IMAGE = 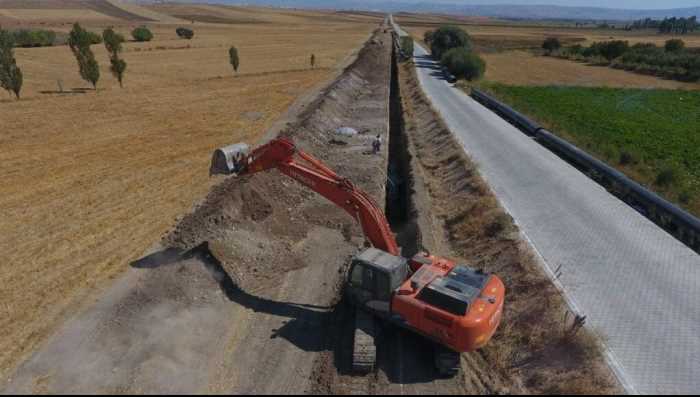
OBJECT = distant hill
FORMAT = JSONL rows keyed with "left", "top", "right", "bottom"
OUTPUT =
{"left": 145, "top": 0, "right": 700, "bottom": 22}
{"left": 0, "top": 0, "right": 182, "bottom": 23}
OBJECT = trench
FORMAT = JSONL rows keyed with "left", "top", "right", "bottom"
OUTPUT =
{"left": 386, "top": 42, "right": 420, "bottom": 258}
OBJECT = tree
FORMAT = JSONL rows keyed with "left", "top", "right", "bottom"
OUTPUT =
{"left": 542, "top": 37, "right": 562, "bottom": 55}
{"left": 430, "top": 25, "right": 471, "bottom": 60}
{"left": 131, "top": 26, "right": 153, "bottom": 42}
{"left": 598, "top": 40, "right": 630, "bottom": 62}
{"left": 423, "top": 30, "right": 434, "bottom": 45}
{"left": 665, "top": 39, "right": 685, "bottom": 53}
{"left": 176, "top": 27, "right": 194, "bottom": 40}
{"left": 0, "top": 28, "right": 23, "bottom": 99}
{"left": 310, "top": 53, "right": 316, "bottom": 69}
{"left": 441, "top": 47, "right": 486, "bottom": 81}
{"left": 229, "top": 46, "right": 240, "bottom": 74}
{"left": 103, "top": 28, "right": 127, "bottom": 88}
{"left": 68, "top": 23, "right": 100, "bottom": 89}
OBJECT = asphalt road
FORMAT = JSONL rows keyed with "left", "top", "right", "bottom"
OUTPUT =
{"left": 391, "top": 17, "right": 700, "bottom": 395}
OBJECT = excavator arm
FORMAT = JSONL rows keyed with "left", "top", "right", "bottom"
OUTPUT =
{"left": 210, "top": 138, "right": 400, "bottom": 256}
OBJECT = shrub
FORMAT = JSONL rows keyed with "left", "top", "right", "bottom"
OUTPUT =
{"left": 176, "top": 27, "right": 194, "bottom": 40}
{"left": 229, "top": 46, "right": 239, "bottom": 74}
{"left": 11, "top": 29, "right": 56, "bottom": 47}
{"left": 665, "top": 39, "right": 685, "bottom": 53}
{"left": 599, "top": 40, "right": 630, "bottom": 61}
{"left": 656, "top": 167, "right": 676, "bottom": 187}
{"left": 430, "top": 25, "right": 471, "bottom": 59}
{"left": 542, "top": 37, "right": 562, "bottom": 55}
{"left": 131, "top": 26, "right": 153, "bottom": 42}
{"left": 423, "top": 30, "right": 434, "bottom": 45}
{"left": 619, "top": 150, "right": 638, "bottom": 165}
{"left": 400, "top": 36, "right": 413, "bottom": 58}
{"left": 441, "top": 47, "right": 486, "bottom": 81}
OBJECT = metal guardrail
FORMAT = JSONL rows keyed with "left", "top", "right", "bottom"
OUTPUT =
{"left": 472, "top": 88, "right": 700, "bottom": 254}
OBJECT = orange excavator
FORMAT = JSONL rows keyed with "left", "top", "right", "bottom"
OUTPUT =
{"left": 210, "top": 137, "right": 505, "bottom": 376}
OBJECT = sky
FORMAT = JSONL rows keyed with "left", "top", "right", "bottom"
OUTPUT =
{"left": 405, "top": 0, "right": 700, "bottom": 9}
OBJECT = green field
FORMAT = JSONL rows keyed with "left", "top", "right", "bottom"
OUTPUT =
{"left": 477, "top": 84, "right": 700, "bottom": 215}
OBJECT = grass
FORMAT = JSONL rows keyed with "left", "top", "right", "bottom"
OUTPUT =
{"left": 477, "top": 83, "right": 700, "bottom": 216}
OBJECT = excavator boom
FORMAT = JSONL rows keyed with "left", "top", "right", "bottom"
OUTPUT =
{"left": 210, "top": 138, "right": 400, "bottom": 256}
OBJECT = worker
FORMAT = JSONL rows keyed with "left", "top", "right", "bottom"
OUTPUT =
{"left": 372, "top": 134, "right": 382, "bottom": 154}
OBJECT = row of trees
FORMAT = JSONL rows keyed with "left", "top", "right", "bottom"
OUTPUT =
{"left": 424, "top": 25, "right": 486, "bottom": 81}
{"left": 625, "top": 16, "right": 699, "bottom": 35}
{"left": 0, "top": 22, "right": 248, "bottom": 100}
{"left": 552, "top": 38, "right": 700, "bottom": 82}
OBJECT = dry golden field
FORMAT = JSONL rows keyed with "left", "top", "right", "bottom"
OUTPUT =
{"left": 398, "top": 16, "right": 700, "bottom": 89}
{"left": 0, "top": 3, "right": 377, "bottom": 378}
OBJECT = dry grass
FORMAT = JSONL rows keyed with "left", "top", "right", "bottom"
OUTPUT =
{"left": 0, "top": 4, "right": 376, "bottom": 378}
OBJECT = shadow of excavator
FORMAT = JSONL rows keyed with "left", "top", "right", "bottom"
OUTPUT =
{"left": 131, "top": 242, "right": 332, "bottom": 354}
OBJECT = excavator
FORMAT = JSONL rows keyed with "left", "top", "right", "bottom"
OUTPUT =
{"left": 210, "top": 137, "right": 505, "bottom": 376}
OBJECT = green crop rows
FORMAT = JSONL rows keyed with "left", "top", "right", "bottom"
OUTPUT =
{"left": 481, "top": 84, "right": 700, "bottom": 215}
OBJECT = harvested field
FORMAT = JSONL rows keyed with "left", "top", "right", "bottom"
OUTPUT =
{"left": 0, "top": 5, "right": 376, "bottom": 381}
{"left": 2, "top": 26, "right": 393, "bottom": 394}
{"left": 481, "top": 50, "right": 700, "bottom": 89}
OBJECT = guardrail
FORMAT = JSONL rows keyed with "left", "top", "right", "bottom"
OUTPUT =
{"left": 472, "top": 88, "right": 700, "bottom": 254}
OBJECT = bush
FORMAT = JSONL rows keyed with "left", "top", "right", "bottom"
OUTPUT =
{"left": 400, "top": 36, "right": 413, "bottom": 58}
{"left": 423, "top": 30, "right": 434, "bottom": 45}
{"left": 665, "top": 39, "right": 685, "bottom": 53}
{"left": 86, "top": 31, "right": 102, "bottom": 45}
{"left": 619, "top": 150, "right": 638, "bottom": 165}
{"left": 542, "top": 37, "right": 561, "bottom": 55}
{"left": 229, "top": 46, "right": 239, "bottom": 74}
{"left": 176, "top": 27, "right": 194, "bottom": 40}
{"left": 131, "top": 26, "right": 153, "bottom": 42}
{"left": 441, "top": 47, "right": 486, "bottom": 81}
{"left": 11, "top": 29, "right": 56, "bottom": 47}
{"left": 430, "top": 25, "right": 471, "bottom": 60}
{"left": 656, "top": 167, "right": 676, "bottom": 187}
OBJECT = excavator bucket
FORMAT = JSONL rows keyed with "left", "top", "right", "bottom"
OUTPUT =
{"left": 210, "top": 143, "right": 250, "bottom": 176}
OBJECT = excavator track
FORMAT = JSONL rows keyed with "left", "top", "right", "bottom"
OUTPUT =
{"left": 352, "top": 309, "right": 377, "bottom": 374}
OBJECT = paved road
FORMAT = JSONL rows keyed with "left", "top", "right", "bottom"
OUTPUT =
{"left": 391, "top": 17, "right": 700, "bottom": 395}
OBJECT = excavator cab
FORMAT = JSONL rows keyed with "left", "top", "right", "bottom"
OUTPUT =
{"left": 346, "top": 248, "right": 409, "bottom": 318}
